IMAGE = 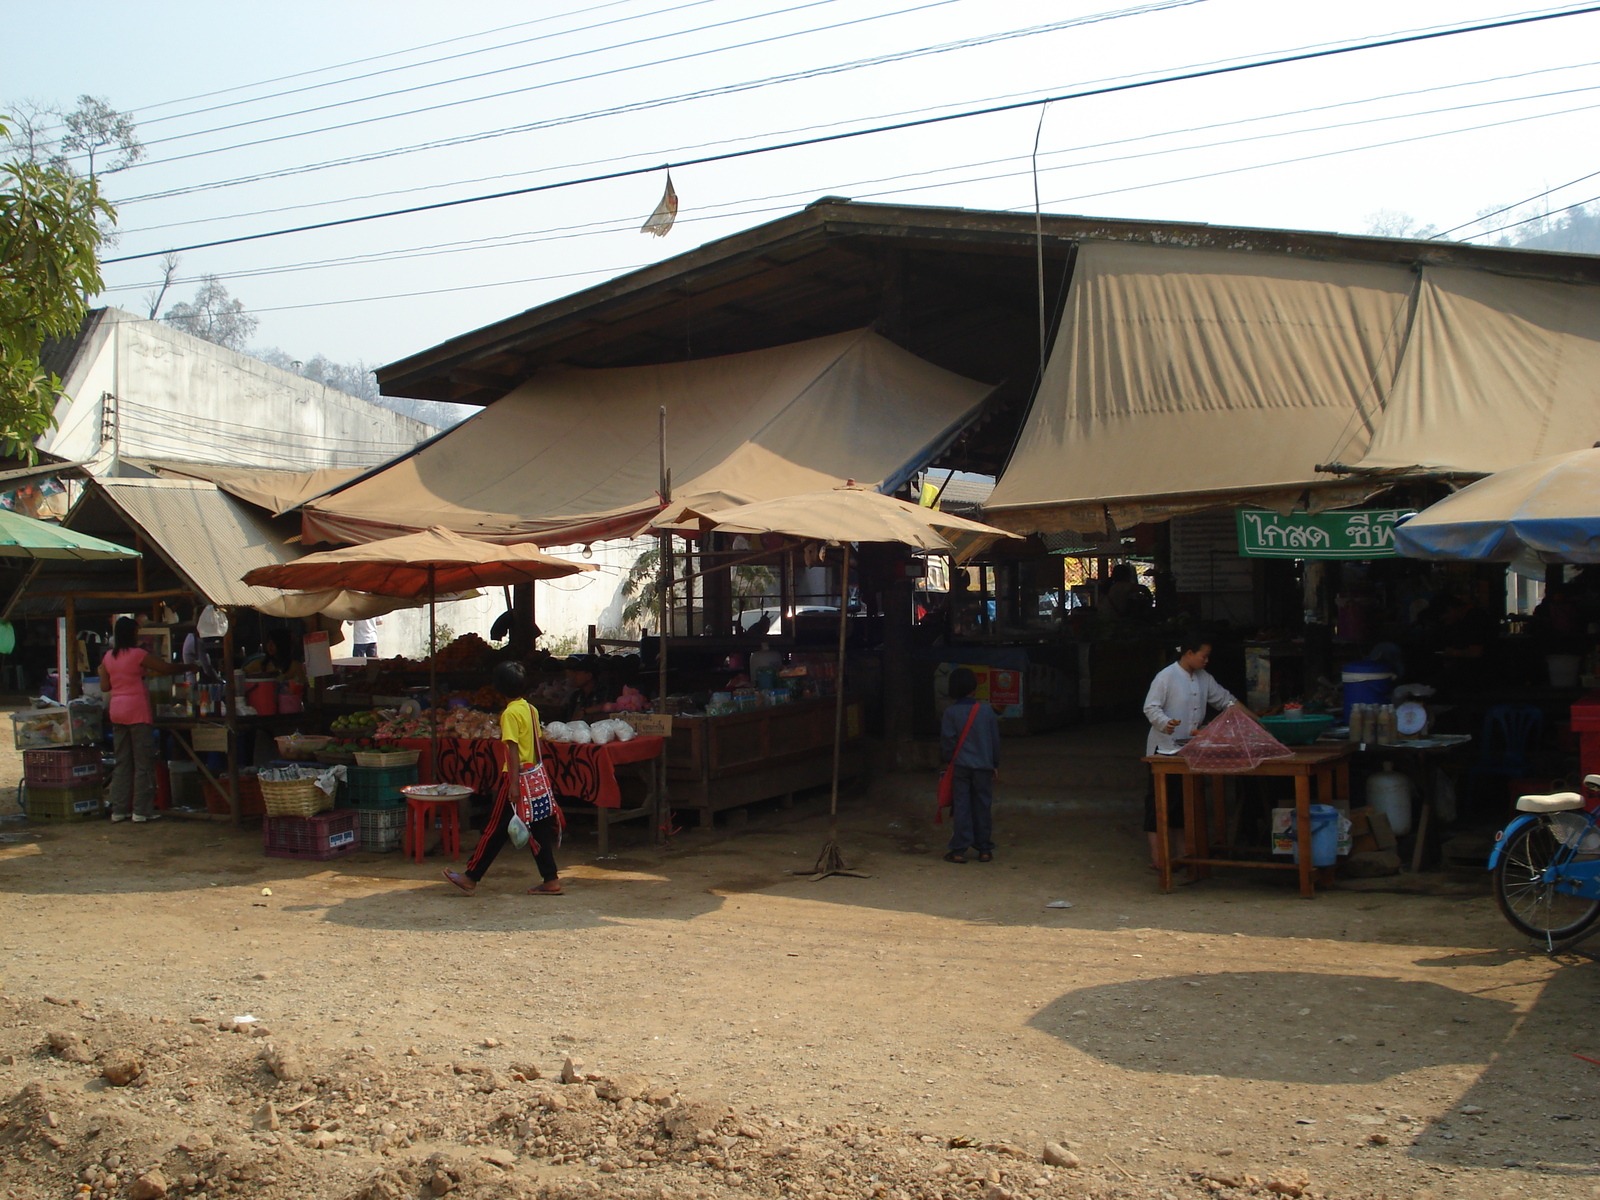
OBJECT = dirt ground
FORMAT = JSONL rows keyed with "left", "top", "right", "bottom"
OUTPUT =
{"left": 1, "top": 722, "right": 1597, "bottom": 1200}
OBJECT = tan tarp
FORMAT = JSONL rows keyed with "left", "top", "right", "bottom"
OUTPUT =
{"left": 302, "top": 330, "right": 993, "bottom": 546}
{"left": 94, "top": 479, "right": 305, "bottom": 609}
{"left": 1355, "top": 267, "right": 1600, "bottom": 474}
{"left": 142, "top": 462, "right": 367, "bottom": 516}
{"left": 983, "top": 242, "right": 1416, "bottom": 534}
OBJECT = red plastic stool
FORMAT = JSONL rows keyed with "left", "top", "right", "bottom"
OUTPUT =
{"left": 404, "top": 796, "right": 460, "bottom": 863}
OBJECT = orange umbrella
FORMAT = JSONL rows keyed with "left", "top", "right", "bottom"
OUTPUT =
{"left": 243, "top": 526, "right": 591, "bottom": 595}
{"left": 244, "top": 528, "right": 594, "bottom": 771}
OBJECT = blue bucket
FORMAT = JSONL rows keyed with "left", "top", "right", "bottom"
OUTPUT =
{"left": 1290, "top": 804, "right": 1342, "bottom": 867}
{"left": 1341, "top": 660, "right": 1394, "bottom": 722}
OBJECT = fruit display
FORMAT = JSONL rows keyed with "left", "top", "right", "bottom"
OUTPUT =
{"left": 426, "top": 633, "right": 492, "bottom": 670}
{"left": 374, "top": 707, "right": 501, "bottom": 740}
{"left": 330, "top": 710, "right": 383, "bottom": 735}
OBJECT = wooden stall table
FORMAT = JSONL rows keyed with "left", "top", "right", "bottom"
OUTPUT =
{"left": 1145, "top": 743, "right": 1353, "bottom": 898}
{"left": 383, "top": 735, "right": 666, "bottom": 853}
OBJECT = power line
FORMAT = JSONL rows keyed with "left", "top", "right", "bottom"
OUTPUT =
{"left": 114, "top": 3, "right": 1562, "bottom": 209}
{"left": 136, "top": 91, "right": 1600, "bottom": 319}
{"left": 1433, "top": 165, "right": 1600, "bottom": 236}
{"left": 1467, "top": 190, "right": 1600, "bottom": 239}
{"left": 134, "top": 0, "right": 736, "bottom": 127}
{"left": 117, "top": 0, "right": 1171, "bottom": 172}
{"left": 103, "top": 4, "right": 1600, "bottom": 266}
{"left": 102, "top": 73, "right": 1600, "bottom": 294}
{"left": 131, "top": 0, "right": 861, "bottom": 149}
{"left": 109, "top": 56, "right": 1600, "bottom": 238}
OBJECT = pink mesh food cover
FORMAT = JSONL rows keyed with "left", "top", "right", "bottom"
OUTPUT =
{"left": 1178, "top": 705, "right": 1293, "bottom": 773}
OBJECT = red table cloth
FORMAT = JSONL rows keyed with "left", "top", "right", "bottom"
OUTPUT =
{"left": 384, "top": 736, "right": 663, "bottom": 808}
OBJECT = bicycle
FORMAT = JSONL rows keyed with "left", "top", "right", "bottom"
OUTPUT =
{"left": 1490, "top": 774, "right": 1600, "bottom": 947}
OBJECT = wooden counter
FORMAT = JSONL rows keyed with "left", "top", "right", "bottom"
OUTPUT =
{"left": 665, "top": 697, "right": 867, "bottom": 825}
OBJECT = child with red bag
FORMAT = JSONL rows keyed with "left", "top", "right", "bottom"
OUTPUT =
{"left": 444, "top": 661, "right": 564, "bottom": 896}
{"left": 938, "top": 667, "right": 1001, "bottom": 864}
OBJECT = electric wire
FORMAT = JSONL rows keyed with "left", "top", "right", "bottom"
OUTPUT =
{"left": 100, "top": 73, "right": 1600, "bottom": 294}
{"left": 1432, "top": 165, "right": 1600, "bottom": 236}
{"left": 110, "top": 56, "right": 1600, "bottom": 238}
{"left": 102, "top": 4, "right": 1600, "bottom": 266}
{"left": 1466, "top": 190, "right": 1600, "bottom": 239}
{"left": 200, "top": 91, "right": 1600, "bottom": 318}
{"left": 117, "top": 0, "right": 1186, "bottom": 172}
{"left": 112, "top": 3, "right": 1586, "bottom": 209}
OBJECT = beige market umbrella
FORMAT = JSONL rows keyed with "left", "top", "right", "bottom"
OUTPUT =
{"left": 653, "top": 486, "right": 1020, "bottom": 879}
{"left": 244, "top": 527, "right": 593, "bottom": 767}
{"left": 253, "top": 588, "right": 481, "bottom": 623}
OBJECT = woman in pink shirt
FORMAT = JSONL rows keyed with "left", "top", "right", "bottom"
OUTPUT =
{"left": 98, "top": 617, "right": 188, "bottom": 823}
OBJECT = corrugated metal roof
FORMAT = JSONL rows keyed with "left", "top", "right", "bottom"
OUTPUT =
{"left": 96, "top": 479, "right": 304, "bottom": 608}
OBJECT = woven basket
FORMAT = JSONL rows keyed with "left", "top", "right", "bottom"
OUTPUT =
{"left": 355, "top": 749, "right": 421, "bottom": 767}
{"left": 275, "top": 735, "right": 332, "bottom": 762}
{"left": 259, "top": 777, "right": 332, "bottom": 818}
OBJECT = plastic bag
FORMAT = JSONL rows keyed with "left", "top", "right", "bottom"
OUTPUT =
{"left": 508, "top": 814, "right": 531, "bottom": 849}
{"left": 543, "top": 721, "right": 570, "bottom": 742}
{"left": 611, "top": 719, "right": 636, "bottom": 742}
{"left": 567, "top": 721, "right": 593, "bottom": 744}
{"left": 590, "top": 720, "right": 615, "bottom": 745}
{"left": 1177, "top": 705, "right": 1292, "bottom": 774}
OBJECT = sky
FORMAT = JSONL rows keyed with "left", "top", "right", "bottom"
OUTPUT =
{"left": 7, "top": 0, "right": 1600, "bottom": 378}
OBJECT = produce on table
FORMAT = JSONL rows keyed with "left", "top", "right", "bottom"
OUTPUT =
{"left": 374, "top": 706, "right": 501, "bottom": 740}
{"left": 426, "top": 633, "right": 493, "bottom": 670}
{"left": 330, "top": 710, "right": 382, "bottom": 734}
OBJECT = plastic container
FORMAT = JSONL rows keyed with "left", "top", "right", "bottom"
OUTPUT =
{"left": 25, "top": 783, "right": 105, "bottom": 822}
{"left": 356, "top": 805, "right": 406, "bottom": 852}
{"left": 1367, "top": 761, "right": 1414, "bottom": 836}
{"left": 1548, "top": 654, "right": 1582, "bottom": 688}
{"left": 22, "top": 745, "right": 103, "bottom": 788}
{"left": 245, "top": 681, "right": 279, "bottom": 716}
{"left": 262, "top": 810, "right": 360, "bottom": 860}
{"left": 346, "top": 763, "right": 419, "bottom": 807}
{"left": 12, "top": 703, "right": 104, "bottom": 749}
{"left": 1290, "top": 803, "right": 1343, "bottom": 867}
{"left": 203, "top": 775, "right": 265, "bottom": 817}
{"left": 1341, "top": 661, "right": 1395, "bottom": 722}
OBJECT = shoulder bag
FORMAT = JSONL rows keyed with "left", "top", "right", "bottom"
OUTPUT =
{"left": 934, "top": 701, "right": 982, "bottom": 825}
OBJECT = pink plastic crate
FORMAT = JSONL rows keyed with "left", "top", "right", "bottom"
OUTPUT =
{"left": 262, "top": 810, "right": 360, "bottom": 860}
{"left": 23, "top": 746, "right": 103, "bottom": 788}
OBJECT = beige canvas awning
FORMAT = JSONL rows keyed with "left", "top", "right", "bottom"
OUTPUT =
{"left": 1353, "top": 266, "right": 1600, "bottom": 475}
{"left": 141, "top": 462, "right": 367, "bottom": 516}
{"left": 983, "top": 242, "right": 1416, "bottom": 533}
{"left": 302, "top": 330, "right": 993, "bottom": 546}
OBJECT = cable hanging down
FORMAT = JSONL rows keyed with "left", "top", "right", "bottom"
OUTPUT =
{"left": 103, "top": 4, "right": 1600, "bottom": 266}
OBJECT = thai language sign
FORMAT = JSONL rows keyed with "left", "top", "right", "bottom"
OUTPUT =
{"left": 1234, "top": 508, "right": 1413, "bottom": 560}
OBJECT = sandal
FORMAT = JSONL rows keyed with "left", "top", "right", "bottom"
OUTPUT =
{"left": 527, "top": 880, "right": 564, "bottom": 895}
{"left": 442, "top": 869, "right": 476, "bottom": 895}
{"left": 942, "top": 852, "right": 968, "bottom": 864}
{"left": 977, "top": 852, "right": 993, "bottom": 863}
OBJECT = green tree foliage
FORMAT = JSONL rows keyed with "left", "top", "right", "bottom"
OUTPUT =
{"left": 0, "top": 115, "right": 114, "bottom": 459}
{"left": 162, "top": 274, "right": 259, "bottom": 352}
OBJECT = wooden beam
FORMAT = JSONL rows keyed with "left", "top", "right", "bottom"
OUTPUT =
{"left": 25, "top": 588, "right": 195, "bottom": 601}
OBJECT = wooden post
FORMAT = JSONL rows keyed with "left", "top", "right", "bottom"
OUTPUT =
{"left": 657, "top": 405, "right": 671, "bottom": 715}
{"left": 223, "top": 611, "right": 239, "bottom": 823}
{"left": 63, "top": 596, "right": 78, "bottom": 701}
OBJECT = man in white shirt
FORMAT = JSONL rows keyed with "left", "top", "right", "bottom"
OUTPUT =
{"left": 350, "top": 616, "right": 381, "bottom": 659}
{"left": 1142, "top": 637, "right": 1237, "bottom": 867}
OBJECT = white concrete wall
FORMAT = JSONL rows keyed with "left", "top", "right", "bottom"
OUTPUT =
{"left": 42, "top": 309, "right": 435, "bottom": 470}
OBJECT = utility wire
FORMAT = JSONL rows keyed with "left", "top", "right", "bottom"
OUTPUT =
{"left": 129, "top": 91, "right": 1600, "bottom": 317}
{"left": 112, "top": 3, "right": 1574, "bottom": 208}
{"left": 1432, "top": 165, "right": 1600, "bottom": 236}
{"left": 110, "top": 56, "right": 1600, "bottom": 237}
{"left": 1467, "top": 190, "right": 1600, "bottom": 239}
{"left": 102, "top": 74, "right": 1600, "bottom": 292}
{"left": 134, "top": 0, "right": 738, "bottom": 127}
{"left": 116, "top": 0, "right": 1180, "bottom": 171}
{"left": 103, "top": 4, "right": 1600, "bottom": 266}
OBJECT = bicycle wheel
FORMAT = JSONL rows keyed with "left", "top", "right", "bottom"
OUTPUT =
{"left": 1494, "top": 817, "right": 1600, "bottom": 941}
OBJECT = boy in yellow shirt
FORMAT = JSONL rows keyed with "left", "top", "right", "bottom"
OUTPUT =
{"left": 444, "top": 662, "right": 563, "bottom": 895}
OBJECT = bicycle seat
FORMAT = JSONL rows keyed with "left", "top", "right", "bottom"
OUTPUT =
{"left": 1516, "top": 792, "right": 1585, "bottom": 813}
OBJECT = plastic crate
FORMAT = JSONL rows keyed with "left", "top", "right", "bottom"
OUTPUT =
{"left": 346, "top": 763, "right": 418, "bottom": 807}
{"left": 23, "top": 746, "right": 104, "bottom": 788}
{"left": 356, "top": 805, "right": 406, "bottom": 853}
{"left": 25, "top": 783, "right": 105, "bottom": 822}
{"left": 203, "top": 776, "right": 265, "bottom": 817}
{"left": 12, "top": 703, "right": 103, "bottom": 749}
{"left": 262, "top": 809, "right": 360, "bottom": 860}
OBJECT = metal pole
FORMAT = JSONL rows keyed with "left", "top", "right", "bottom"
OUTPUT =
{"left": 657, "top": 406, "right": 670, "bottom": 715}
{"left": 429, "top": 564, "right": 439, "bottom": 783}
{"left": 830, "top": 542, "right": 849, "bottom": 818}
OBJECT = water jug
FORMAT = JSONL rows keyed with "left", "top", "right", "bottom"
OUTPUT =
{"left": 1367, "top": 761, "right": 1413, "bottom": 837}
{"left": 1291, "top": 803, "right": 1343, "bottom": 867}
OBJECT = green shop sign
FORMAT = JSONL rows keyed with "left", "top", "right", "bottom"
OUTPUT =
{"left": 1235, "top": 508, "right": 1414, "bottom": 560}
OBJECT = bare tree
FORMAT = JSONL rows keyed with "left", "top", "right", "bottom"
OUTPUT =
{"left": 1362, "top": 209, "right": 1439, "bottom": 240}
{"left": 162, "top": 276, "right": 258, "bottom": 352}
{"left": 1, "top": 100, "right": 65, "bottom": 167}
{"left": 142, "top": 253, "right": 181, "bottom": 320}
{"left": 58, "top": 95, "right": 142, "bottom": 178}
